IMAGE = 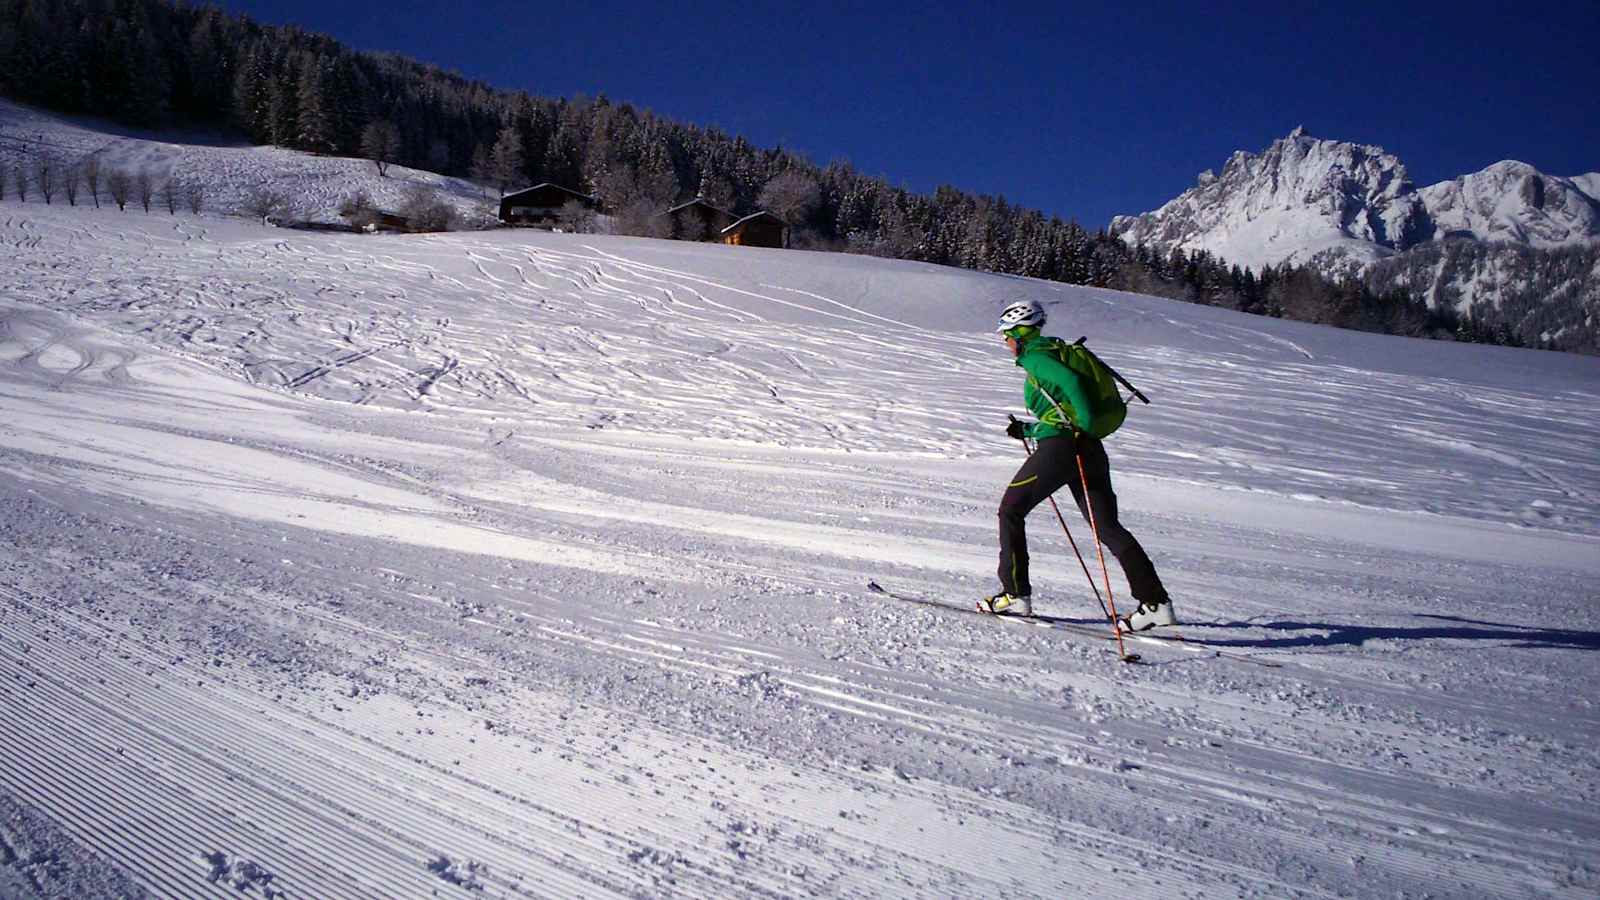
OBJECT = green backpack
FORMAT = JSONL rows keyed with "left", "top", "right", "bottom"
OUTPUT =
{"left": 1042, "top": 337, "right": 1145, "bottom": 439}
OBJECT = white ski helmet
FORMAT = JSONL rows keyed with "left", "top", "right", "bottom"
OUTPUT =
{"left": 996, "top": 299, "right": 1046, "bottom": 333}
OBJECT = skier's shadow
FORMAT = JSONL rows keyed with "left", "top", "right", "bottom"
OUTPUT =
{"left": 1185, "top": 613, "right": 1600, "bottom": 652}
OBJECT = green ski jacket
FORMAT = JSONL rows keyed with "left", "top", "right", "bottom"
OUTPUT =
{"left": 1015, "top": 334, "right": 1094, "bottom": 440}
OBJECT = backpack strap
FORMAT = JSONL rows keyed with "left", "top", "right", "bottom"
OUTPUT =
{"left": 1072, "top": 336, "right": 1151, "bottom": 405}
{"left": 1026, "top": 373, "right": 1077, "bottom": 434}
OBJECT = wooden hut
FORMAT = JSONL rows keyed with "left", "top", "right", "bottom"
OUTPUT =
{"left": 374, "top": 211, "right": 412, "bottom": 232}
{"left": 661, "top": 197, "right": 735, "bottom": 241}
{"left": 499, "top": 183, "right": 597, "bottom": 227}
{"left": 337, "top": 208, "right": 412, "bottom": 232}
{"left": 720, "top": 211, "right": 788, "bottom": 248}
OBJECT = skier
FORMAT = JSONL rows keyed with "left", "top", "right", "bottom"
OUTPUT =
{"left": 982, "top": 299, "right": 1177, "bottom": 631}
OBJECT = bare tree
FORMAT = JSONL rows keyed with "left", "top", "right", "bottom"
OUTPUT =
{"left": 63, "top": 162, "right": 81, "bottom": 206}
{"left": 34, "top": 156, "right": 55, "bottom": 204}
{"left": 592, "top": 163, "right": 678, "bottom": 238}
{"left": 594, "top": 164, "right": 675, "bottom": 214}
{"left": 757, "top": 169, "right": 820, "bottom": 228}
{"left": 612, "top": 198, "right": 671, "bottom": 238}
{"left": 361, "top": 120, "right": 401, "bottom": 177}
{"left": 556, "top": 199, "right": 596, "bottom": 233}
{"left": 134, "top": 169, "right": 155, "bottom": 212}
{"left": 83, "top": 154, "right": 103, "bottom": 208}
{"left": 398, "top": 183, "right": 456, "bottom": 232}
{"left": 243, "top": 185, "right": 287, "bottom": 221}
{"left": 673, "top": 207, "right": 713, "bottom": 242}
{"left": 0, "top": 165, "right": 8, "bottom": 201}
{"left": 107, "top": 169, "right": 131, "bottom": 210}
{"left": 159, "top": 177, "right": 180, "bottom": 214}
{"left": 338, "top": 190, "right": 378, "bottom": 229}
{"left": 185, "top": 180, "right": 206, "bottom": 215}
{"left": 15, "top": 165, "right": 30, "bottom": 201}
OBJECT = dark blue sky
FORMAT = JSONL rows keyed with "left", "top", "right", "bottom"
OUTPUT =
{"left": 216, "top": 0, "right": 1598, "bottom": 228}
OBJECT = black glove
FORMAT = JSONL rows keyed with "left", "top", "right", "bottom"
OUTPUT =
{"left": 1005, "top": 419, "right": 1028, "bottom": 441}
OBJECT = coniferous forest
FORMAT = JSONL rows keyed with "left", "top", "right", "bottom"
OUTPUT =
{"left": 1, "top": 0, "right": 1588, "bottom": 352}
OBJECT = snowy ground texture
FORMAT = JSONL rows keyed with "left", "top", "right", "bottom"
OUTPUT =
{"left": 0, "top": 99, "right": 499, "bottom": 228}
{"left": 3, "top": 124, "right": 1600, "bottom": 899}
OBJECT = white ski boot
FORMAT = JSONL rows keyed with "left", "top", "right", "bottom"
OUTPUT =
{"left": 978, "top": 592, "right": 1033, "bottom": 617}
{"left": 1120, "top": 599, "right": 1177, "bottom": 631}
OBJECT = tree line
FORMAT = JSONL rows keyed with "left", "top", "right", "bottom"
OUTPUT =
{"left": 1363, "top": 240, "right": 1599, "bottom": 354}
{"left": 3, "top": 0, "right": 1583, "bottom": 352}
{"left": 0, "top": 146, "right": 205, "bottom": 213}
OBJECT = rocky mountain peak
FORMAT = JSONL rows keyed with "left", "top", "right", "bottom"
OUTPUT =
{"left": 1419, "top": 161, "right": 1600, "bottom": 246}
{"left": 1111, "top": 130, "right": 1429, "bottom": 272}
{"left": 1112, "top": 132, "right": 1600, "bottom": 275}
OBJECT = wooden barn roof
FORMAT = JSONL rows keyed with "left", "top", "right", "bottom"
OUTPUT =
{"left": 502, "top": 183, "right": 596, "bottom": 203}
{"left": 720, "top": 211, "right": 786, "bottom": 233}
{"left": 661, "top": 197, "right": 732, "bottom": 217}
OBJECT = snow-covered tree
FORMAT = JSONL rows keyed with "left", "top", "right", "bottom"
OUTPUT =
{"left": 757, "top": 170, "right": 819, "bottom": 227}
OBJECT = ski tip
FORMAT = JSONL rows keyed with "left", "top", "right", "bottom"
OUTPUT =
{"left": 866, "top": 580, "right": 884, "bottom": 592}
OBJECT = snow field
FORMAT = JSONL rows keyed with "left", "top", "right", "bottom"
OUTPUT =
{"left": 1, "top": 126, "right": 1599, "bottom": 897}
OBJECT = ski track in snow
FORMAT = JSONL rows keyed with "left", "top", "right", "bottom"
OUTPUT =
{"left": 1, "top": 199, "right": 1599, "bottom": 898}
{"left": 3, "top": 207, "right": 1598, "bottom": 535}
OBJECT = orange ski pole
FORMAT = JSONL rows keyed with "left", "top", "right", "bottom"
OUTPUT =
{"left": 1075, "top": 445, "right": 1134, "bottom": 662}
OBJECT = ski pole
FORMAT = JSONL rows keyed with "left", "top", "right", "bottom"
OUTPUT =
{"left": 1011, "top": 415, "right": 1111, "bottom": 621}
{"left": 1075, "top": 444, "right": 1133, "bottom": 660}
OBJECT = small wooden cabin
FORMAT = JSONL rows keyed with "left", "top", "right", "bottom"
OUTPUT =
{"left": 374, "top": 211, "right": 412, "bottom": 232}
{"left": 499, "top": 183, "right": 598, "bottom": 227}
{"left": 720, "top": 211, "right": 788, "bottom": 248}
{"left": 337, "top": 208, "right": 412, "bottom": 232}
{"left": 662, "top": 197, "right": 735, "bottom": 241}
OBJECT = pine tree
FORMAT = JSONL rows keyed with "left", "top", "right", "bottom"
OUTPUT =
{"left": 296, "top": 54, "right": 335, "bottom": 153}
{"left": 185, "top": 9, "right": 229, "bottom": 121}
{"left": 231, "top": 42, "right": 270, "bottom": 140}
{"left": 489, "top": 125, "right": 525, "bottom": 196}
{"left": 542, "top": 103, "right": 584, "bottom": 188}
{"left": 266, "top": 51, "right": 300, "bottom": 147}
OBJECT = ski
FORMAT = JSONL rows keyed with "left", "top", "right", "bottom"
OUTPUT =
{"left": 1111, "top": 620, "right": 1284, "bottom": 668}
{"left": 866, "top": 581, "right": 1282, "bottom": 668}
{"left": 866, "top": 580, "right": 1142, "bottom": 663}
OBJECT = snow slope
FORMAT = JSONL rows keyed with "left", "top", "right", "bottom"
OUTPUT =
{"left": 0, "top": 99, "right": 497, "bottom": 227}
{"left": 3, "top": 130, "right": 1600, "bottom": 896}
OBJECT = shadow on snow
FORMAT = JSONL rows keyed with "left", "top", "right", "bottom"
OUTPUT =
{"left": 1183, "top": 613, "right": 1600, "bottom": 652}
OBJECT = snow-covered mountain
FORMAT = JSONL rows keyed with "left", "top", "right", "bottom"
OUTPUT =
{"left": 3, "top": 102, "right": 1600, "bottom": 899}
{"left": 1110, "top": 128, "right": 1431, "bottom": 272}
{"left": 1111, "top": 129, "right": 1600, "bottom": 275}
{"left": 1421, "top": 160, "right": 1600, "bottom": 246}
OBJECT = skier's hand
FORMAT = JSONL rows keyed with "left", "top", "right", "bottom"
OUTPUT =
{"left": 1005, "top": 419, "right": 1028, "bottom": 441}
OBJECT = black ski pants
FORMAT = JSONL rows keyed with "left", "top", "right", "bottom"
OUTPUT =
{"left": 998, "top": 433, "right": 1169, "bottom": 604}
